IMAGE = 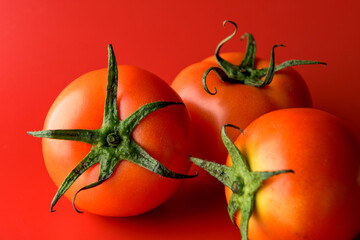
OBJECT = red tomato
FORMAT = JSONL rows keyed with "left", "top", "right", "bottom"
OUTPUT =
{"left": 36, "top": 47, "right": 192, "bottom": 216}
{"left": 171, "top": 21, "right": 324, "bottom": 183}
{"left": 223, "top": 108, "right": 360, "bottom": 239}
{"left": 172, "top": 52, "right": 311, "bottom": 162}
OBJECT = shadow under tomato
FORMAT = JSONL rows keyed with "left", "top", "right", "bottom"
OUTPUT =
{"left": 85, "top": 173, "right": 360, "bottom": 240}
{"left": 86, "top": 174, "right": 240, "bottom": 240}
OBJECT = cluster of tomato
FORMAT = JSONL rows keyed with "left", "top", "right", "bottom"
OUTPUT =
{"left": 29, "top": 21, "right": 360, "bottom": 240}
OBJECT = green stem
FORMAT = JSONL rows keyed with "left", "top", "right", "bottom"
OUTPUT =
{"left": 190, "top": 124, "right": 293, "bottom": 240}
{"left": 121, "top": 101, "right": 185, "bottom": 135}
{"left": 256, "top": 59, "right": 327, "bottom": 78}
{"left": 190, "top": 157, "right": 234, "bottom": 187}
{"left": 239, "top": 33, "right": 256, "bottom": 69}
{"left": 50, "top": 148, "right": 101, "bottom": 212}
{"left": 28, "top": 44, "right": 197, "bottom": 213}
{"left": 27, "top": 129, "right": 101, "bottom": 145}
{"left": 202, "top": 67, "right": 228, "bottom": 95}
{"left": 103, "top": 44, "right": 119, "bottom": 126}
{"left": 215, "top": 20, "right": 240, "bottom": 78}
{"left": 257, "top": 44, "right": 284, "bottom": 87}
{"left": 202, "top": 20, "right": 326, "bottom": 93}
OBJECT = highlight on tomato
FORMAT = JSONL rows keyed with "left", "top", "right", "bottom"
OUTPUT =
{"left": 191, "top": 108, "right": 360, "bottom": 240}
{"left": 171, "top": 21, "right": 326, "bottom": 179}
{"left": 28, "top": 44, "right": 196, "bottom": 216}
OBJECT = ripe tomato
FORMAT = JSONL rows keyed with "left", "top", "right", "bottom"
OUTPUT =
{"left": 192, "top": 108, "right": 360, "bottom": 240}
{"left": 171, "top": 21, "right": 324, "bottom": 180}
{"left": 229, "top": 108, "right": 360, "bottom": 239}
{"left": 31, "top": 45, "right": 193, "bottom": 216}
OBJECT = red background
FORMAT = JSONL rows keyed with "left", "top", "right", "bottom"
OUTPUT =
{"left": 1, "top": 0, "right": 359, "bottom": 239}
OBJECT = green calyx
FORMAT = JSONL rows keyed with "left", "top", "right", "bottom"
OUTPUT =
{"left": 203, "top": 20, "right": 326, "bottom": 95}
{"left": 28, "top": 44, "right": 197, "bottom": 213}
{"left": 190, "top": 124, "right": 293, "bottom": 240}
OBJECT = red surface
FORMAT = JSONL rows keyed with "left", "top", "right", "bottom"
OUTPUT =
{"left": 1, "top": 0, "right": 359, "bottom": 239}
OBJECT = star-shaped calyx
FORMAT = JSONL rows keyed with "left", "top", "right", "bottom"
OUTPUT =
{"left": 28, "top": 44, "right": 197, "bottom": 213}
{"left": 202, "top": 20, "right": 326, "bottom": 95}
{"left": 190, "top": 124, "right": 293, "bottom": 240}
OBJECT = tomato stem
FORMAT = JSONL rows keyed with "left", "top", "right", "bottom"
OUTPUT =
{"left": 190, "top": 124, "right": 293, "bottom": 240}
{"left": 28, "top": 44, "right": 197, "bottom": 213}
{"left": 258, "top": 44, "right": 285, "bottom": 87}
{"left": 239, "top": 32, "right": 256, "bottom": 69}
{"left": 103, "top": 44, "right": 120, "bottom": 126}
{"left": 27, "top": 129, "right": 101, "bottom": 145}
{"left": 202, "top": 20, "right": 326, "bottom": 94}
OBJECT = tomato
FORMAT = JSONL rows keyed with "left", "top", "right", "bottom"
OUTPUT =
{"left": 171, "top": 21, "right": 325, "bottom": 182}
{"left": 29, "top": 45, "right": 194, "bottom": 216}
{"left": 192, "top": 108, "right": 360, "bottom": 240}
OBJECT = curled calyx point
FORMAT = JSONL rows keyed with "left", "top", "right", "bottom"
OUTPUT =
{"left": 223, "top": 20, "right": 237, "bottom": 29}
{"left": 224, "top": 123, "right": 244, "bottom": 135}
{"left": 202, "top": 20, "right": 327, "bottom": 94}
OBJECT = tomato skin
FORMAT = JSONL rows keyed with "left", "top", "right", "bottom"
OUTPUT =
{"left": 42, "top": 65, "right": 192, "bottom": 216}
{"left": 171, "top": 52, "right": 312, "bottom": 179}
{"left": 225, "top": 108, "right": 360, "bottom": 239}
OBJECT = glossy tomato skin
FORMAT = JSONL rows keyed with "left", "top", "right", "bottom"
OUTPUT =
{"left": 171, "top": 52, "right": 312, "bottom": 169}
{"left": 225, "top": 108, "right": 360, "bottom": 239}
{"left": 42, "top": 65, "right": 192, "bottom": 216}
